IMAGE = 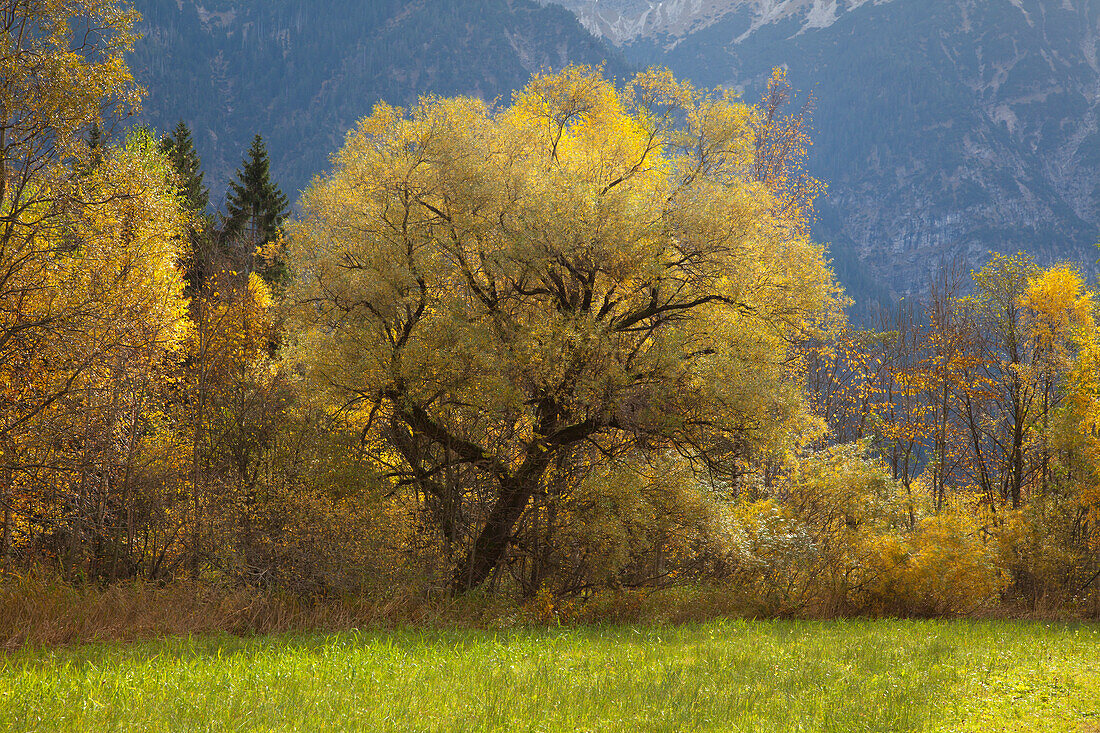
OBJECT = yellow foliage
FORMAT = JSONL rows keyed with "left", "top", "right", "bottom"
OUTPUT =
{"left": 864, "top": 513, "right": 1007, "bottom": 616}
{"left": 288, "top": 65, "right": 839, "bottom": 589}
{"left": 291, "top": 66, "right": 835, "bottom": 442}
{"left": 1022, "top": 265, "right": 1092, "bottom": 371}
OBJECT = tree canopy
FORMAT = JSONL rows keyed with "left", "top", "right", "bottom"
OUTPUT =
{"left": 289, "top": 66, "right": 838, "bottom": 591}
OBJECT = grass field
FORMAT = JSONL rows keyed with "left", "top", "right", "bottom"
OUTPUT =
{"left": 1, "top": 620, "right": 1098, "bottom": 732}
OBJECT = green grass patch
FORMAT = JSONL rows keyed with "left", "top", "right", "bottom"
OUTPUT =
{"left": 1, "top": 620, "right": 1098, "bottom": 732}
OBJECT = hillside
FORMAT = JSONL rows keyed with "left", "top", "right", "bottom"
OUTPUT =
{"left": 555, "top": 0, "right": 1100, "bottom": 301}
{"left": 129, "top": 0, "right": 629, "bottom": 205}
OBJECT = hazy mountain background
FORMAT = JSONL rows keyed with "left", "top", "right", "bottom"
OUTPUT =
{"left": 127, "top": 0, "right": 1100, "bottom": 312}
{"left": 554, "top": 0, "right": 1100, "bottom": 304}
{"left": 130, "top": 0, "right": 628, "bottom": 207}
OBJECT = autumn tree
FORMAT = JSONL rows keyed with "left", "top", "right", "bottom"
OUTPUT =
{"left": 1008, "top": 264, "right": 1100, "bottom": 605}
{"left": 751, "top": 66, "right": 820, "bottom": 237}
{"left": 967, "top": 253, "right": 1043, "bottom": 510}
{"left": 289, "top": 66, "right": 837, "bottom": 593}
{"left": 913, "top": 262, "right": 982, "bottom": 511}
{"left": 1019, "top": 264, "right": 1091, "bottom": 495}
{"left": 0, "top": 0, "right": 140, "bottom": 431}
{"left": 181, "top": 266, "right": 279, "bottom": 579}
{"left": 0, "top": 0, "right": 142, "bottom": 567}
{"left": 1, "top": 130, "right": 190, "bottom": 577}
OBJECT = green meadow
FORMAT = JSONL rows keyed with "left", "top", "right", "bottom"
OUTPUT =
{"left": 1, "top": 620, "right": 1097, "bottom": 732}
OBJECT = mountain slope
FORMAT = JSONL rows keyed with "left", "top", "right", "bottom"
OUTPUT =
{"left": 130, "top": 0, "right": 629, "bottom": 205}
{"left": 551, "top": 0, "right": 884, "bottom": 46}
{"left": 557, "top": 0, "right": 1100, "bottom": 302}
{"left": 128, "top": 0, "right": 1100, "bottom": 309}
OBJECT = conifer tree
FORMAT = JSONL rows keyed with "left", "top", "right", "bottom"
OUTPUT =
{"left": 160, "top": 121, "right": 214, "bottom": 292}
{"left": 85, "top": 122, "right": 104, "bottom": 170}
{"left": 87, "top": 122, "right": 103, "bottom": 153}
{"left": 224, "top": 134, "right": 290, "bottom": 285}
{"left": 161, "top": 120, "right": 210, "bottom": 214}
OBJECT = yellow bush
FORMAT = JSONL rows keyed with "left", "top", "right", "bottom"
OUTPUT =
{"left": 864, "top": 513, "right": 1007, "bottom": 616}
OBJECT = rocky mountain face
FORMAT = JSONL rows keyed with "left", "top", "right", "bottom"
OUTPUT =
{"left": 552, "top": 0, "right": 884, "bottom": 47}
{"left": 553, "top": 0, "right": 1100, "bottom": 305}
{"left": 127, "top": 0, "right": 1100, "bottom": 310}
{"left": 129, "top": 0, "right": 627, "bottom": 206}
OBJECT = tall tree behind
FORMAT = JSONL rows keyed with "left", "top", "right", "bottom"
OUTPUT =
{"left": 161, "top": 120, "right": 209, "bottom": 214}
{"left": 970, "top": 254, "right": 1042, "bottom": 510}
{"left": 161, "top": 120, "right": 213, "bottom": 291}
{"left": 224, "top": 135, "right": 289, "bottom": 286}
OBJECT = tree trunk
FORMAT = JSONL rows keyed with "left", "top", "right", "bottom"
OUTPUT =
{"left": 1, "top": 505, "right": 10, "bottom": 570}
{"left": 453, "top": 455, "right": 550, "bottom": 594}
{"left": 1010, "top": 402, "right": 1025, "bottom": 510}
{"left": 0, "top": 465, "right": 10, "bottom": 569}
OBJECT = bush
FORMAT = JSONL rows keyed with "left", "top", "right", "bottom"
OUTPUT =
{"left": 725, "top": 444, "right": 1007, "bottom": 617}
{"left": 863, "top": 513, "right": 1007, "bottom": 616}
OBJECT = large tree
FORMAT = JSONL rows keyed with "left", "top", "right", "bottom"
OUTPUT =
{"left": 0, "top": 0, "right": 142, "bottom": 563}
{"left": 289, "top": 67, "right": 837, "bottom": 592}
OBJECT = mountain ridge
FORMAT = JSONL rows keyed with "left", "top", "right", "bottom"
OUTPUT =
{"left": 548, "top": 0, "right": 892, "bottom": 47}
{"left": 554, "top": 0, "right": 1100, "bottom": 300}
{"left": 129, "top": 0, "right": 628, "bottom": 206}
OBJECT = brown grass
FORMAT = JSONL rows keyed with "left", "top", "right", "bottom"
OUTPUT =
{"left": 2, "top": 572, "right": 1095, "bottom": 651}
{"left": 0, "top": 575, "right": 768, "bottom": 649}
{"left": 0, "top": 571, "right": 435, "bottom": 650}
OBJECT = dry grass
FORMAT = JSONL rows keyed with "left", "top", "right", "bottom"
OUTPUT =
{"left": 0, "top": 571, "right": 429, "bottom": 650}
{"left": 0, "top": 574, "right": 761, "bottom": 650}
{"left": 2, "top": 571, "right": 1095, "bottom": 651}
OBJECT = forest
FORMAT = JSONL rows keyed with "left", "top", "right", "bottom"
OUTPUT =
{"left": 2, "top": 0, "right": 1100, "bottom": 634}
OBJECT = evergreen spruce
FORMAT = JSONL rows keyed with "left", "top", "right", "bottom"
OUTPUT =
{"left": 224, "top": 134, "right": 290, "bottom": 285}
{"left": 87, "top": 121, "right": 103, "bottom": 152}
{"left": 85, "top": 122, "right": 104, "bottom": 170}
{"left": 161, "top": 120, "right": 210, "bottom": 214}
{"left": 159, "top": 121, "right": 215, "bottom": 293}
